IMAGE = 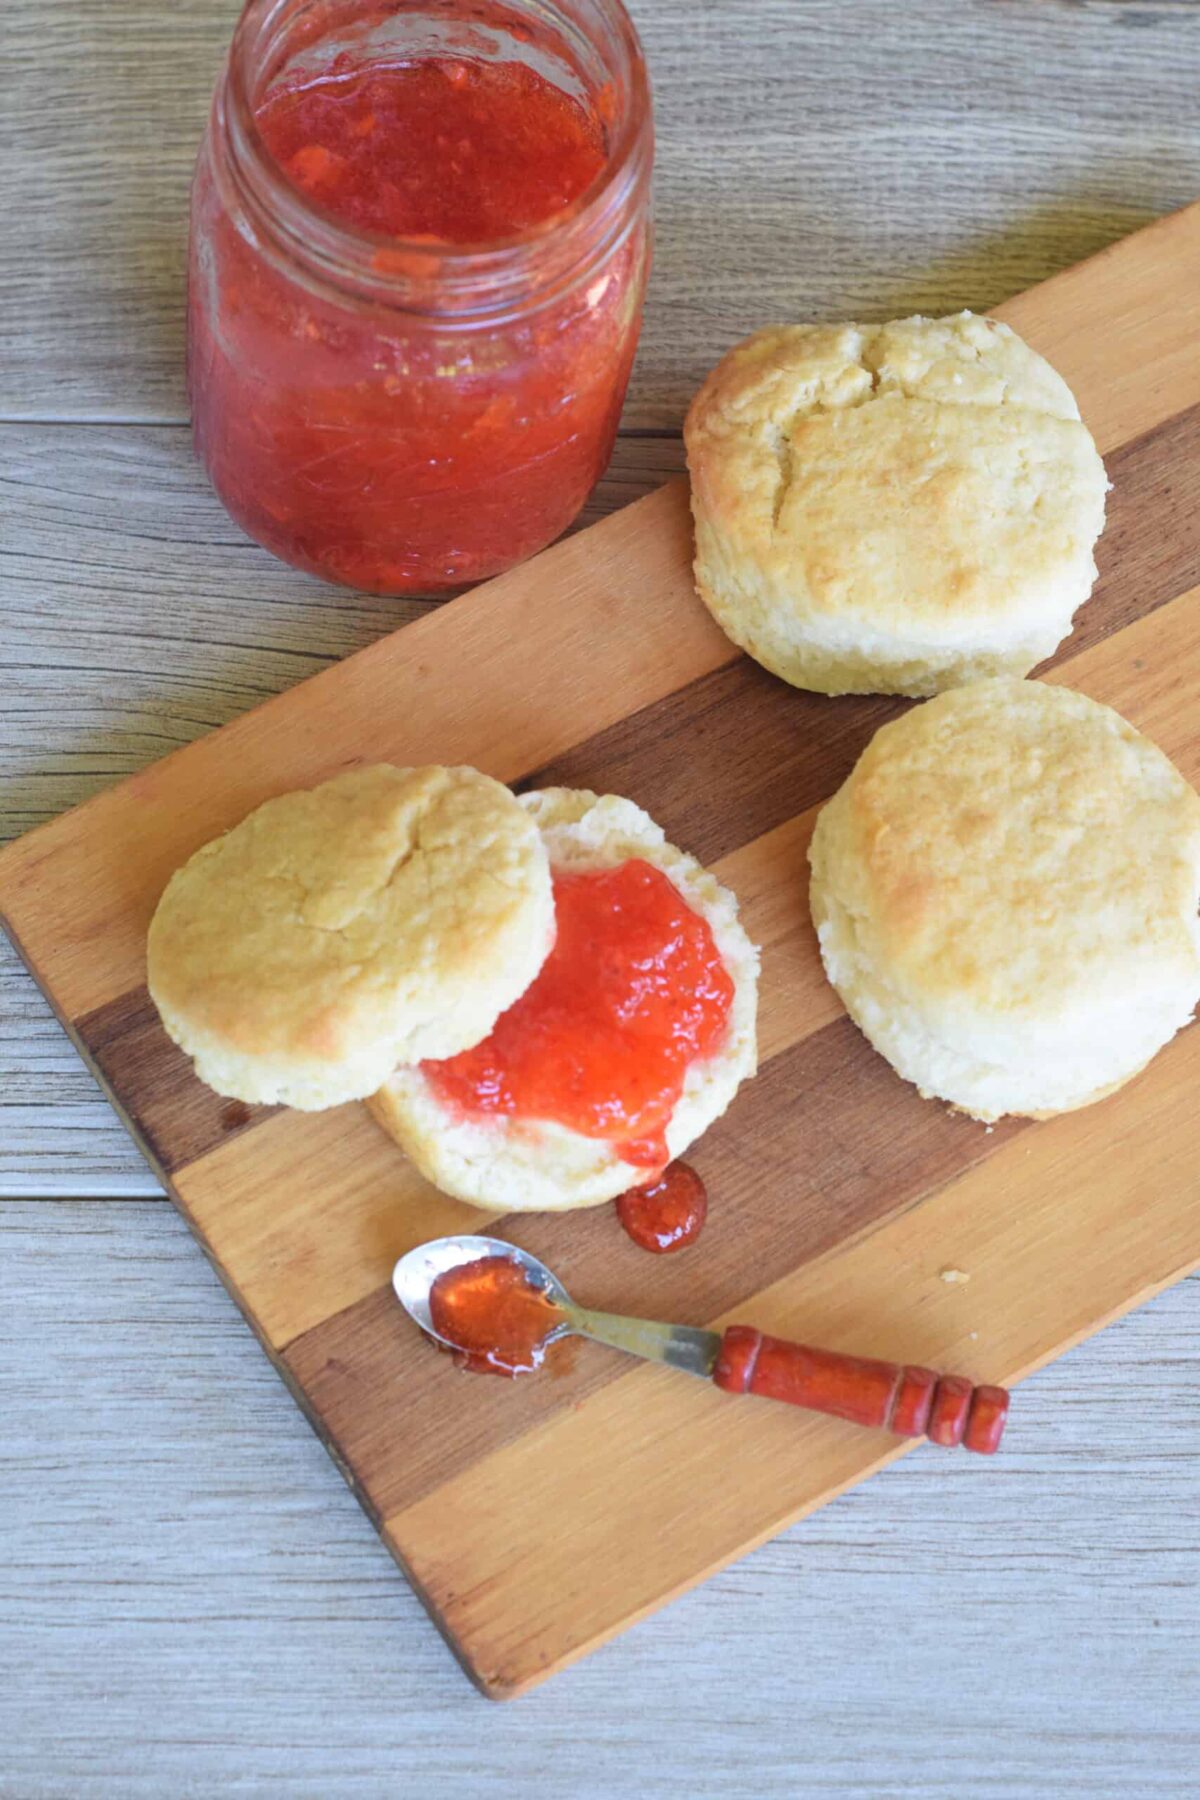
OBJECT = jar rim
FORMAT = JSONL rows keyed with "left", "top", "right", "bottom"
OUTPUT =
{"left": 221, "top": 0, "right": 652, "bottom": 318}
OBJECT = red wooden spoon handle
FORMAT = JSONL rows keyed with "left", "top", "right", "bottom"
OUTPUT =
{"left": 712, "top": 1325, "right": 1009, "bottom": 1454}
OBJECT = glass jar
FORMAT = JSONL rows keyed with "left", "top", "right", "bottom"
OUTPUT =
{"left": 188, "top": 0, "right": 653, "bottom": 594}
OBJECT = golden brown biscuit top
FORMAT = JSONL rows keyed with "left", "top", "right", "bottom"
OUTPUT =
{"left": 827, "top": 679, "right": 1200, "bottom": 1022}
{"left": 687, "top": 314, "right": 1079, "bottom": 441}
{"left": 146, "top": 763, "right": 554, "bottom": 1106}
{"left": 685, "top": 313, "right": 1106, "bottom": 634}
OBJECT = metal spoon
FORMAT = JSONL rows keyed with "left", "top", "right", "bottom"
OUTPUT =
{"left": 392, "top": 1234, "right": 1009, "bottom": 1454}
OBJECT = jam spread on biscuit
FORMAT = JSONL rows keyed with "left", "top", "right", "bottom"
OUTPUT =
{"left": 616, "top": 1161, "right": 708, "bottom": 1252}
{"left": 428, "top": 1254, "right": 564, "bottom": 1377}
{"left": 423, "top": 861, "right": 734, "bottom": 1167}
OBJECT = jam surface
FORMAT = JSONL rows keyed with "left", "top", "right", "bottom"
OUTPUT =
{"left": 424, "top": 861, "right": 734, "bottom": 1168}
{"left": 428, "top": 1253, "right": 564, "bottom": 1377}
{"left": 256, "top": 58, "right": 606, "bottom": 242}
{"left": 189, "top": 49, "right": 647, "bottom": 593}
{"left": 616, "top": 1161, "right": 708, "bottom": 1253}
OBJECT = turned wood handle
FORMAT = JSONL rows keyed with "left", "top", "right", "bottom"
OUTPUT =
{"left": 712, "top": 1326, "right": 1009, "bottom": 1454}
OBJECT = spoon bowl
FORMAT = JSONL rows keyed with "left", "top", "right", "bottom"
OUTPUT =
{"left": 392, "top": 1234, "right": 573, "bottom": 1352}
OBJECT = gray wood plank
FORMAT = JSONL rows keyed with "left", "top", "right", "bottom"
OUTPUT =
{"left": 1, "top": 1198, "right": 1198, "bottom": 1798}
{"left": 4, "top": 0, "right": 1200, "bottom": 426}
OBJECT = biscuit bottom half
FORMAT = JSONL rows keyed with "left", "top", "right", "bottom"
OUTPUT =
{"left": 369, "top": 789, "right": 760, "bottom": 1211}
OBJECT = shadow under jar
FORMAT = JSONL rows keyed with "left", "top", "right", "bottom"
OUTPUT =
{"left": 188, "top": 0, "right": 653, "bottom": 594}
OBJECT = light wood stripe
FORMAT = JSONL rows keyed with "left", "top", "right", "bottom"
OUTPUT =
{"left": 384, "top": 1018, "right": 1200, "bottom": 1696}
{"left": 166, "top": 577, "right": 1200, "bottom": 1352}
{"left": 997, "top": 202, "right": 1200, "bottom": 456}
{"left": 175, "top": 1105, "right": 493, "bottom": 1345}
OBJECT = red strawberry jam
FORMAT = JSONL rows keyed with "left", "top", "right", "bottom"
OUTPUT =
{"left": 428, "top": 1254, "right": 564, "bottom": 1378}
{"left": 255, "top": 58, "right": 607, "bottom": 244}
{"left": 189, "top": 38, "right": 650, "bottom": 594}
{"left": 616, "top": 1161, "right": 708, "bottom": 1252}
{"left": 423, "top": 861, "right": 734, "bottom": 1167}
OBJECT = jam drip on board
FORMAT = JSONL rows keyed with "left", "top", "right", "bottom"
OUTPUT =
{"left": 424, "top": 861, "right": 734, "bottom": 1167}
{"left": 428, "top": 1254, "right": 565, "bottom": 1377}
{"left": 616, "top": 1161, "right": 708, "bottom": 1253}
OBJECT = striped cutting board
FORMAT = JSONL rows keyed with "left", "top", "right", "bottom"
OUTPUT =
{"left": 3, "top": 202, "right": 1200, "bottom": 1698}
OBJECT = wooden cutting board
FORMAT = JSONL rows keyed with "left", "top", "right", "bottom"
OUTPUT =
{"left": 3, "top": 201, "right": 1200, "bottom": 1698}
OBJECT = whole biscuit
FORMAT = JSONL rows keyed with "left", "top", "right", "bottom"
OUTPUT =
{"left": 686, "top": 313, "right": 1108, "bottom": 697}
{"left": 809, "top": 678, "right": 1200, "bottom": 1119}
{"left": 147, "top": 764, "right": 554, "bottom": 1110}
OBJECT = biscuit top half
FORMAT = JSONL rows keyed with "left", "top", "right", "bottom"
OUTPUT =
{"left": 815, "top": 678, "right": 1200, "bottom": 1035}
{"left": 685, "top": 313, "right": 1108, "bottom": 634}
{"left": 147, "top": 763, "right": 555, "bottom": 1110}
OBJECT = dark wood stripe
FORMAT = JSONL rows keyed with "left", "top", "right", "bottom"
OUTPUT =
{"left": 1068, "top": 401, "right": 1200, "bottom": 655}
{"left": 73, "top": 400, "right": 1200, "bottom": 1177}
{"left": 525, "top": 401, "right": 1200, "bottom": 868}
{"left": 283, "top": 1012, "right": 1028, "bottom": 1522}
{"left": 77, "top": 986, "right": 277, "bottom": 1175}
{"left": 521, "top": 662, "right": 904, "bottom": 871}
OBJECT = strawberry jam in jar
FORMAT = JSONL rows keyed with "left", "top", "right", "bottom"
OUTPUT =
{"left": 188, "top": 0, "right": 652, "bottom": 593}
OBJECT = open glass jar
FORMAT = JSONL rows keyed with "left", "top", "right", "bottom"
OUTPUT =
{"left": 188, "top": 0, "right": 653, "bottom": 594}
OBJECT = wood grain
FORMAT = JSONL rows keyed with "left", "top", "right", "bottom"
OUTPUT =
{"left": 5, "top": 0, "right": 1200, "bottom": 426}
{"left": 0, "top": 427, "right": 683, "bottom": 1195}
{"left": 4, "top": 207, "right": 1200, "bottom": 1694}
{"left": 4, "top": 364, "right": 1190, "bottom": 1192}
{"left": 7, "top": 323, "right": 1200, "bottom": 1027}
{"left": 21, "top": 386, "right": 1200, "bottom": 1198}
{"left": 0, "top": 425, "right": 683, "bottom": 846}
{"left": 388, "top": 1016, "right": 1200, "bottom": 1694}
{"left": 7, "top": 0, "right": 1200, "bottom": 1774}
{"left": 124, "top": 576, "right": 1196, "bottom": 1358}
{"left": 186, "top": 580, "right": 1200, "bottom": 1557}
{"left": 0, "top": 479, "right": 730, "bottom": 1024}
{"left": 5, "top": 1199, "right": 1199, "bottom": 1798}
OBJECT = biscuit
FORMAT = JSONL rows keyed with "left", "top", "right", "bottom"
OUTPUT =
{"left": 147, "top": 764, "right": 554, "bottom": 1110}
{"left": 808, "top": 679, "right": 1200, "bottom": 1120}
{"left": 369, "top": 789, "right": 759, "bottom": 1210}
{"left": 685, "top": 313, "right": 1108, "bottom": 697}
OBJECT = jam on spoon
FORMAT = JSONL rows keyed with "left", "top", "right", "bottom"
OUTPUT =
{"left": 428, "top": 1253, "right": 565, "bottom": 1377}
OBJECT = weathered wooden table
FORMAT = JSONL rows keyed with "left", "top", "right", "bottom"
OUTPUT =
{"left": 4, "top": 1, "right": 1200, "bottom": 1792}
